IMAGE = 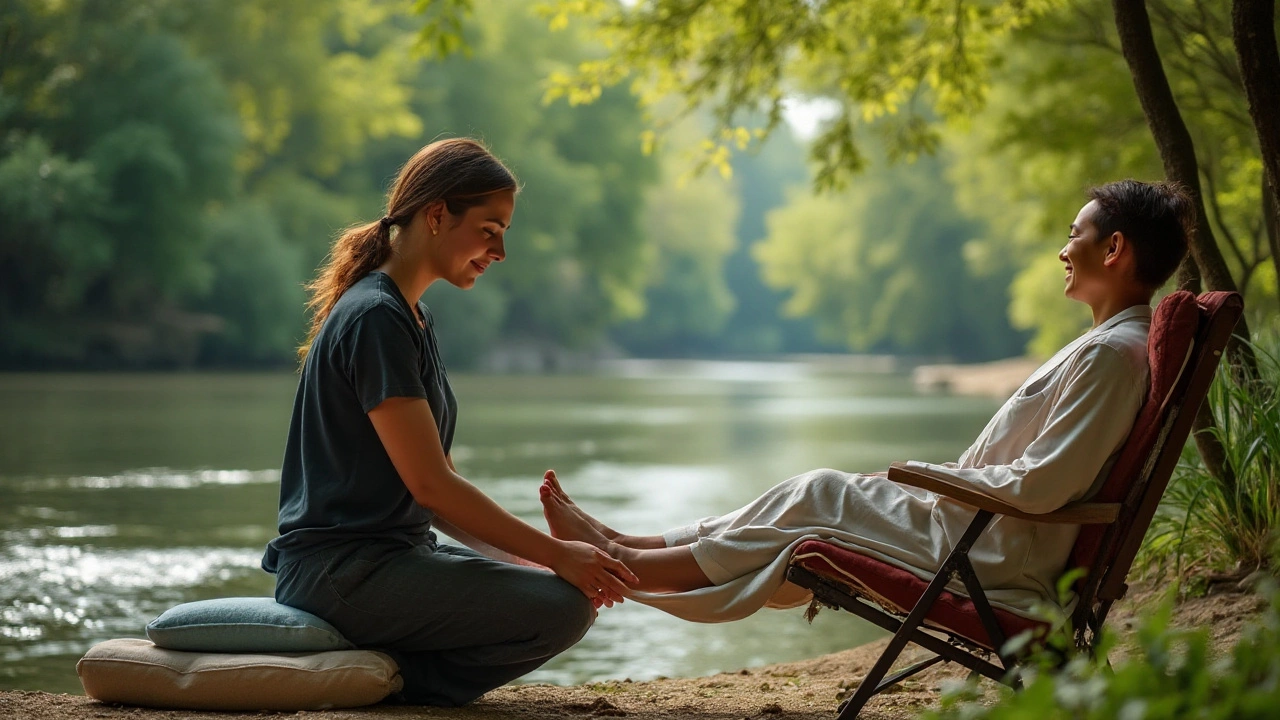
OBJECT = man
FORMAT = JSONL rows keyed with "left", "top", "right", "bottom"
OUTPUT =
{"left": 539, "top": 179, "right": 1192, "bottom": 621}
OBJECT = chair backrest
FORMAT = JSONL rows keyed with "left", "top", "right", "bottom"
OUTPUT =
{"left": 1069, "top": 291, "right": 1242, "bottom": 631}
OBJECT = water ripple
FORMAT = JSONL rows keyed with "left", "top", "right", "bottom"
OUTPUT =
{"left": 0, "top": 544, "right": 265, "bottom": 651}
{"left": 5, "top": 468, "right": 279, "bottom": 492}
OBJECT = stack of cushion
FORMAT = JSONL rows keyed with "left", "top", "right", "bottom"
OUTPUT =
{"left": 76, "top": 598, "right": 403, "bottom": 711}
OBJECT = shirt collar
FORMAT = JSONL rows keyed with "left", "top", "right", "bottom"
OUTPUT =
{"left": 1091, "top": 304, "right": 1153, "bottom": 335}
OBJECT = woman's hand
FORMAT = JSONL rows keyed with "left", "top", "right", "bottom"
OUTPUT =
{"left": 368, "top": 399, "right": 640, "bottom": 601}
{"left": 546, "top": 540, "right": 638, "bottom": 608}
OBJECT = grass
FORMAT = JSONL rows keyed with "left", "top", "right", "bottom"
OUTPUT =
{"left": 1138, "top": 331, "right": 1280, "bottom": 593}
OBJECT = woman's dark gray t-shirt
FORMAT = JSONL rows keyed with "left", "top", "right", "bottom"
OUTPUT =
{"left": 262, "top": 271, "right": 456, "bottom": 573}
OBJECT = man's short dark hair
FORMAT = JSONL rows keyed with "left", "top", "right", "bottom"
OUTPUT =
{"left": 1087, "top": 179, "right": 1193, "bottom": 289}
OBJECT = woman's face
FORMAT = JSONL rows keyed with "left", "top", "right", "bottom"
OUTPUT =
{"left": 430, "top": 190, "right": 515, "bottom": 290}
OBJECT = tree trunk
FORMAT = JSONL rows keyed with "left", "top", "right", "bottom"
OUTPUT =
{"left": 1111, "top": 0, "right": 1252, "bottom": 492}
{"left": 1233, "top": 0, "right": 1280, "bottom": 256}
{"left": 1177, "top": 244, "right": 1237, "bottom": 488}
{"left": 1110, "top": 0, "right": 1255, "bottom": 369}
{"left": 1267, "top": 175, "right": 1280, "bottom": 288}
{"left": 1193, "top": 399, "right": 1237, "bottom": 493}
{"left": 1174, "top": 254, "right": 1200, "bottom": 294}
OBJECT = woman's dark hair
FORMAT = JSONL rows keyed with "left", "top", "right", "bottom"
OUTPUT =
{"left": 299, "top": 138, "right": 518, "bottom": 361}
{"left": 1087, "top": 179, "right": 1193, "bottom": 289}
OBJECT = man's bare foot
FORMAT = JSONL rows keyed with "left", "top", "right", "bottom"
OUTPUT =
{"left": 541, "top": 470, "right": 622, "bottom": 541}
{"left": 540, "top": 479, "right": 614, "bottom": 552}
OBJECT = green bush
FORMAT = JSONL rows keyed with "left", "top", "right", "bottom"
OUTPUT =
{"left": 922, "top": 590, "right": 1280, "bottom": 719}
{"left": 1139, "top": 332, "right": 1280, "bottom": 591}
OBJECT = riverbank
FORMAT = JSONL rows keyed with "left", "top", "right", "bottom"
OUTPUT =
{"left": 2, "top": 587, "right": 1263, "bottom": 720}
{"left": 912, "top": 357, "right": 1042, "bottom": 399}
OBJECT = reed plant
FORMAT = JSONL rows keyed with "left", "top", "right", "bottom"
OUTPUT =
{"left": 1139, "top": 332, "right": 1280, "bottom": 592}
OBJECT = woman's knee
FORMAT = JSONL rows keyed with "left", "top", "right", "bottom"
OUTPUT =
{"left": 526, "top": 578, "right": 594, "bottom": 654}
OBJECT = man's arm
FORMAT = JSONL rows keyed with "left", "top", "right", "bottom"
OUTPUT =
{"left": 908, "top": 344, "right": 1144, "bottom": 514}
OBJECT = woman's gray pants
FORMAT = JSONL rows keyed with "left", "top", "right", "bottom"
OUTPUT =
{"left": 273, "top": 539, "right": 594, "bottom": 706}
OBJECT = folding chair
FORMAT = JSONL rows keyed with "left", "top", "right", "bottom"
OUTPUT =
{"left": 784, "top": 290, "right": 1243, "bottom": 719}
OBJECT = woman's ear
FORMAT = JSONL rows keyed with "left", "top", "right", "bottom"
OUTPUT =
{"left": 422, "top": 201, "right": 446, "bottom": 236}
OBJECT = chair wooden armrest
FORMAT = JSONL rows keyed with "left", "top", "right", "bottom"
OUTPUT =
{"left": 887, "top": 462, "right": 1120, "bottom": 525}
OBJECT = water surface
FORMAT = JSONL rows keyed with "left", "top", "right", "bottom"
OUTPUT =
{"left": 0, "top": 363, "right": 998, "bottom": 693}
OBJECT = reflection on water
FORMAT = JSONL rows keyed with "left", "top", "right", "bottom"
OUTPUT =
{"left": 0, "top": 364, "right": 999, "bottom": 694}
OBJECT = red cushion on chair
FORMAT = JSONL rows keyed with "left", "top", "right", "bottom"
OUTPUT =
{"left": 1068, "top": 291, "right": 1201, "bottom": 571}
{"left": 791, "top": 540, "right": 1046, "bottom": 651}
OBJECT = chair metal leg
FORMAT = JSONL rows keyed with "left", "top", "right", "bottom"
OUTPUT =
{"left": 837, "top": 654, "right": 944, "bottom": 717}
{"left": 873, "top": 654, "right": 945, "bottom": 691}
{"left": 955, "top": 556, "right": 1011, "bottom": 669}
{"left": 792, "top": 565, "right": 1009, "bottom": 683}
{"left": 835, "top": 510, "right": 996, "bottom": 719}
{"left": 819, "top": 510, "right": 999, "bottom": 719}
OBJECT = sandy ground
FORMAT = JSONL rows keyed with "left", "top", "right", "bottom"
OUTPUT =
{"left": 2, "top": 587, "right": 1265, "bottom": 720}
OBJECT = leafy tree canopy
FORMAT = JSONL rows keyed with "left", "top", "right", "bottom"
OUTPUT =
{"left": 435, "top": 0, "right": 1063, "bottom": 190}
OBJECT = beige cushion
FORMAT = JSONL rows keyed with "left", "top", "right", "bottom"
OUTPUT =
{"left": 77, "top": 638, "right": 402, "bottom": 710}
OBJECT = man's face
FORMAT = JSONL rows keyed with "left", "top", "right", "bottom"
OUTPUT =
{"left": 1059, "top": 200, "right": 1113, "bottom": 304}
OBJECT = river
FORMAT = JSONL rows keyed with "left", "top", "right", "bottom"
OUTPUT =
{"left": 0, "top": 361, "right": 999, "bottom": 693}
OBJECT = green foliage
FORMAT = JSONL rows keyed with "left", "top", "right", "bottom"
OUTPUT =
{"left": 396, "top": 0, "right": 659, "bottom": 355}
{"left": 197, "top": 202, "right": 306, "bottom": 365}
{"left": 537, "top": 0, "right": 1276, "bottom": 361}
{"left": 1, "top": 0, "right": 674, "bottom": 368}
{"left": 0, "top": 0, "right": 241, "bottom": 365}
{"left": 611, "top": 116, "right": 741, "bottom": 355}
{"left": 951, "top": 0, "right": 1276, "bottom": 352}
{"left": 754, "top": 151, "right": 1025, "bottom": 360}
{"left": 11, "top": 0, "right": 1268, "bottom": 368}
{"left": 170, "top": 0, "right": 423, "bottom": 179}
{"left": 1140, "top": 331, "right": 1280, "bottom": 586}
{"left": 925, "top": 590, "right": 1280, "bottom": 719}
{"left": 413, "top": 0, "right": 475, "bottom": 59}
{"left": 534, "top": 0, "right": 1060, "bottom": 190}
{"left": 713, "top": 122, "right": 831, "bottom": 355}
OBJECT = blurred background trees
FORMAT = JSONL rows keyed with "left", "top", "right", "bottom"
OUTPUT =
{"left": 2, "top": 0, "right": 839, "bottom": 368}
{"left": 2, "top": 0, "right": 1273, "bottom": 372}
{"left": 525, "top": 0, "right": 1277, "bottom": 352}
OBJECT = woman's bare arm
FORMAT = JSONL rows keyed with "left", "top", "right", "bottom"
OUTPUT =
{"left": 368, "top": 396, "right": 636, "bottom": 603}
{"left": 431, "top": 455, "right": 547, "bottom": 569}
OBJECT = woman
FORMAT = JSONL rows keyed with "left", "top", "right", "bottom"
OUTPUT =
{"left": 262, "top": 138, "right": 636, "bottom": 707}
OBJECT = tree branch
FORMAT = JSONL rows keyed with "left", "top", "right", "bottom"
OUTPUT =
{"left": 1200, "top": 149, "right": 1248, "bottom": 273}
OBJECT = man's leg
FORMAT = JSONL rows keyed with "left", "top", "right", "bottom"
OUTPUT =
{"left": 542, "top": 468, "right": 896, "bottom": 594}
{"left": 540, "top": 476, "right": 711, "bottom": 593}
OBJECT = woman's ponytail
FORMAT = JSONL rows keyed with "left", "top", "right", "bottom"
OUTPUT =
{"left": 297, "top": 220, "right": 394, "bottom": 361}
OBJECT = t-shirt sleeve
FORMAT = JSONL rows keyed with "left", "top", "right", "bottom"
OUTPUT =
{"left": 338, "top": 304, "right": 428, "bottom": 413}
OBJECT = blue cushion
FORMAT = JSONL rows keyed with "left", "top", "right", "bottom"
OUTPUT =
{"left": 146, "top": 598, "right": 354, "bottom": 653}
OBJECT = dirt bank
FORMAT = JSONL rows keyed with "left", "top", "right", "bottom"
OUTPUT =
{"left": 913, "top": 358, "right": 1042, "bottom": 399}
{"left": 1, "top": 588, "right": 1264, "bottom": 720}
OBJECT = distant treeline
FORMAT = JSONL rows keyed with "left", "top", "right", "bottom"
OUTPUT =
{"left": 2, "top": 0, "right": 1054, "bottom": 370}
